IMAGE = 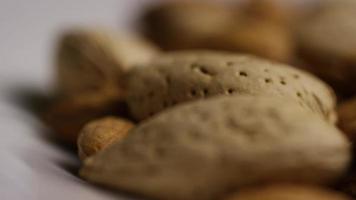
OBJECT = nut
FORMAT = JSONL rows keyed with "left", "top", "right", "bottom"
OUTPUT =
{"left": 142, "top": 0, "right": 296, "bottom": 62}
{"left": 80, "top": 95, "right": 350, "bottom": 200}
{"left": 242, "top": 0, "right": 296, "bottom": 25}
{"left": 126, "top": 51, "right": 336, "bottom": 123}
{"left": 212, "top": 19, "right": 294, "bottom": 62}
{"left": 143, "top": 1, "right": 236, "bottom": 50}
{"left": 56, "top": 29, "right": 159, "bottom": 95}
{"left": 78, "top": 116, "right": 134, "bottom": 161}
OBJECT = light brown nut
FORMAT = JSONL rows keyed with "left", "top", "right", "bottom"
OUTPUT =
{"left": 297, "top": 2, "right": 356, "bottom": 97}
{"left": 211, "top": 19, "right": 294, "bottom": 62}
{"left": 80, "top": 96, "right": 350, "bottom": 200}
{"left": 224, "top": 184, "right": 351, "bottom": 200}
{"left": 242, "top": 0, "right": 293, "bottom": 25}
{"left": 316, "top": 0, "right": 356, "bottom": 14}
{"left": 78, "top": 117, "right": 134, "bottom": 161}
{"left": 43, "top": 89, "right": 127, "bottom": 145}
{"left": 338, "top": 98, "right": 356, "bottom": 141}
{"left": 56, "top": 29, "right": 159, "bottom": 95}
{"left": 142, "top": 1, "right": 237, "bottom": 50}
{"left": 125, "top": 51, "right": 336, "bottom": 123}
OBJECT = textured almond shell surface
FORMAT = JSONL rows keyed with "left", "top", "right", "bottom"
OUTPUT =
{"left": 81, "top": 96, "right": 350, "bottom": 200}
{"left": 126, "top": 51, "right": 336, "bottom": 122}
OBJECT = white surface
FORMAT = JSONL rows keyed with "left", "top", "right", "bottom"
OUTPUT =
{"left": 0, "top": 0, "right": 155, "bottom": 199}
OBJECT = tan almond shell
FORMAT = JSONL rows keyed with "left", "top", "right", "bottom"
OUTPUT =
{"left": 125, "top": 51, "right": 336, "bottom": 123}
{"left": 211, "top": 20, "right": 294, "bottom": 62}
{"left": 143, "top": 1, "right": 237, "bottom": 50}
{"left": 56, "top": 29, "right": 159, "bottom": 95}
{"left": 81, "top": 96, "right": 350, "bottom": 200}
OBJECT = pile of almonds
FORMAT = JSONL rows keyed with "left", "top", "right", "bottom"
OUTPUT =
{"left": 41, "top": 0, "right": 356, "bottom": 200}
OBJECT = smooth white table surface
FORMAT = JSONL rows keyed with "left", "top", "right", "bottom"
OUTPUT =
{"left": 0, "top": 0, "right": 315, "bottom": 199}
